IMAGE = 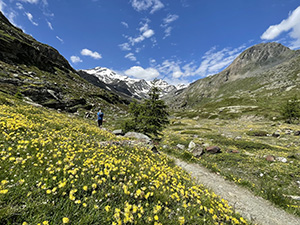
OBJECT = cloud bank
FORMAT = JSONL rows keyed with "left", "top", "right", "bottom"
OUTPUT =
{"left": 261, "top": 6, "right": 300, "bottom": 49}
{"left": 124, "top": 66, "right": 159, "bottom": 80}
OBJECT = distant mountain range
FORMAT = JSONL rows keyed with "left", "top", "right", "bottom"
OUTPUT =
{"left": 78, "top": 67, "right": 187, "bottom": 99}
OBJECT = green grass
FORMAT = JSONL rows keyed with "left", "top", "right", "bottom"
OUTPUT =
{"left": 161, "top": 116, "right": 300, "bottom": 217}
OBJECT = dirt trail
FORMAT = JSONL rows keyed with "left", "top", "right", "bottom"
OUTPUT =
{"left": 172, "top": 157, "right": 300, "bottom": 225}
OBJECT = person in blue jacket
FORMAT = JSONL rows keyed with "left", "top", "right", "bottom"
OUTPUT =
{"left": 97, "top": 109, "right": 104, "bottom": 128}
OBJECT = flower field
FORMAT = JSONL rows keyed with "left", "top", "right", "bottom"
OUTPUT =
{"left": 0, "top": 102, "right": 248, "bottom": 224}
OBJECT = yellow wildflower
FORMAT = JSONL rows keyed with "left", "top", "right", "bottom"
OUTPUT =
{"left": 62, "top": 217, "right": 70, "bottom": 223}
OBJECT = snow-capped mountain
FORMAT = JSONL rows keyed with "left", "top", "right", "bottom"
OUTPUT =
{"left": 78, "top": 67, "right": 187, "bottom": 99}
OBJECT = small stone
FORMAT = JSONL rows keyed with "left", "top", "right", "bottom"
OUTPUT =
{"left": 191, "top": 147, "right": 204, "bottom": 158}
{"left": 294, "top": 131, "right": 300, "bottom": 136}
{"left": 150, "top": 146, "right": 159, "bottom": 154}
{"left": 206, "top": 146, "right": 221, "bottom": 154}
{"left": 188, "top": 141, "right": 196, "bottom": 150}
{"left": 276, "top": 157, "right": 287, "bottom": 163}
{"left": 229, "top": 150, "right": 240, "bottom": 154}
{"left": 266, "top": 155, "right": 275, "bottom": 162}
{"left": 176, "top": 144, "right": 185, "bottom": 150}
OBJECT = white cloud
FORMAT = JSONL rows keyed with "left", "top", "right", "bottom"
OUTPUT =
{"left": 163, "top": 27, "right": 172, "bottom": 39}
{"left": 81, "top": 48, "right": 102, "bottom": 59}
{"left": 125, "top": 53, "right": 137, "bottom": 61}
{"left": 161, "top": 14, "right": 179, "bottom": 39}
{"left": 47, "top": 20, "right": 53, "bottom": 30}
{"left": 150, "top": 0, "right": 164, "bottom": 14}
{"left": 152, "top": 44, "right": 247, "bottom": 84}
{"left": 41, "top": 0, "right": 48, "bottom": 6}
{"left": 119, "top": 42, "right": 131, "bottom": 51}
{"left": 120, "top": 20, "right": 155, "bottom": 51}
{"left": 121, "top": 21, "right": 129, "bottom": 28}
{"left": 157, "top": 60, "right": 183, "bottom": 79}
{"left": 70, "top": 56, "right": 82, "bottom": 63}
{"left": 0, "top": 0, "right": 6, "bottom": 12}
{"left": 16, "top": 3, "right": 24, "bottom": 10}
{"left": 194, "top": 45, "right": 247, "bottom": 77}
{"left": 261, "top": 6, "right": 300, "bottom": 49}
{"left": 56, "top": 36, "right": 64, "bottom": 43}
{"left": 142, "top": 29, "right": 154, "bottom": 38}
{"left": 130, "top": 0, "right": 164, "bottom": 14}
{"left": 25, "top": 12, "right": 38, "bottom": 26}
{"left": 162, "top": 14, "right": 179, "bottom": 26}
{"left": 130, "top": 35, "right": 145, "bottom": 44}
{"left": 125, "top": 66, "right": 159, "bottom": 80}
{"left": 20, "top": 0, "right": 39, "bottom": 4}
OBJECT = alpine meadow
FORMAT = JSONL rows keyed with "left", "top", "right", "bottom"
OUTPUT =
{"left": 1, "top": 1, "right": 300, "bottom": 225}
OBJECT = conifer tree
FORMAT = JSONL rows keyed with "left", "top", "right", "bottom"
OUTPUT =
{"left": 123, "top": 86, "right": 169, "bottom": 137}
{"left": 281, "top": 96, "right": 300, "bottom": 124}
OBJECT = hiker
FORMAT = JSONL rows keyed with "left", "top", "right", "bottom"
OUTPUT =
{"left": 97, "top": 109, "right": 104, "bottom": 128}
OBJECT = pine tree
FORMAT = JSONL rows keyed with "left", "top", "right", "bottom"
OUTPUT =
{"left": 123, "top": 86, "right": 169, "bottom": 137}
{"left": 281, "top": 96, "right": 300, "bottom": 124}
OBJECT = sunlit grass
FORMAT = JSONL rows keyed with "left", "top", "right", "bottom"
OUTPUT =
{"left": 161, "top": 116, "right": 300, "bottom": 217}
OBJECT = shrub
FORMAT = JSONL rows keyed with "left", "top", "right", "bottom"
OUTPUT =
{"left": 246, "top": 130, "right": 268, "bottom": 137}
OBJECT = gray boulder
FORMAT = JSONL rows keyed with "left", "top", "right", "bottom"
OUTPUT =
{"left": 113, "top": 129, "right": 124, "bottom": 136}
{"left": 124, "top": 132, "right": 152, "bottom": 144}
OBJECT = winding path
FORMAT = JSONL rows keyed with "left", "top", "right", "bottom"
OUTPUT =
{"left": 172, "top": 157, "right": 300, "bottom": 225}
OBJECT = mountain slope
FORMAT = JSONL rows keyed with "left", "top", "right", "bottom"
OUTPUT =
{"left": 0, "top": 12, "right": 74, "bottom": 73}
{"left": 166, "top": 42, "right": 300, "bottom": 117}
{"left": 0, "top": 12, "right": 128, "bottom": 113}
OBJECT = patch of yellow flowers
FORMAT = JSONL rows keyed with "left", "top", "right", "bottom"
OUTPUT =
{"left": 0, "top": 103, "right": 248, "bottom": 224}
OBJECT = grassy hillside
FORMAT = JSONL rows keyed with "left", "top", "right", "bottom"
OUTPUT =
{"left": 161, "top": 116, "right": 300, "bottom": 217}
{"left": 0, "top": 94, "right": 248, "bottom": 225}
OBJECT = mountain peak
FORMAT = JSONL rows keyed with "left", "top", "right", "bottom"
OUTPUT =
{"left": 222, "top": 42, "right": 298, "bottom": 81}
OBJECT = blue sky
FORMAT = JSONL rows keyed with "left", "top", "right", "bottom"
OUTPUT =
{"left": 1, "top": 0, "right": 300, "bottom": 85}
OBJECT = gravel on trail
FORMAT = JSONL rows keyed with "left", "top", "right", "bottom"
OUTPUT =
{"left": 172, "top": 157, "right": 300, "bottom": 225}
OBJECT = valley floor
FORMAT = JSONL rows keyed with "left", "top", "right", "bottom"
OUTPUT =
{"left": 172, "top": 156, "right": 300, "bottom": 225}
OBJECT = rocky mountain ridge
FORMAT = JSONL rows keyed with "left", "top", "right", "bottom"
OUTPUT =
{"left": 0, "top": 12, "right": 74, "bottom": 74}
{"left": 79, "top": 67, "right": 187, "bottom": 99}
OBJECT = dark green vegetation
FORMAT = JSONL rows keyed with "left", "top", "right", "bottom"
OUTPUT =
{"left": 122, "top": 87, "right": 169, "bottom": 137}
{"left": 280, "top": 96, "right": 300, "bottom": 124}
